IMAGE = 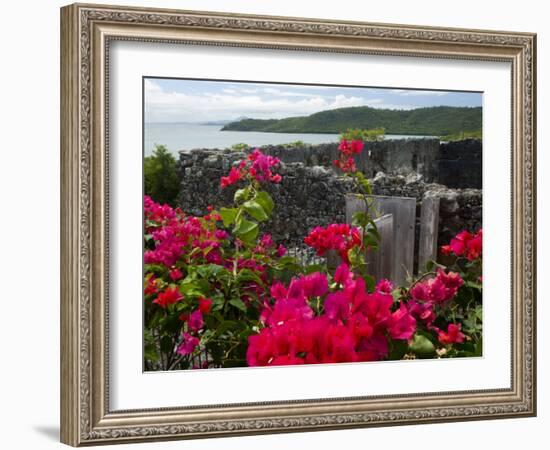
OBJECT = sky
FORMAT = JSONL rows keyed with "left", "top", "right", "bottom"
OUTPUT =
{"left": 144, "top": 78, "right": 482, "bottom": 124}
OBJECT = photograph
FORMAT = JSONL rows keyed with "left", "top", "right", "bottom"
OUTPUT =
{"left": 57, "top": 2, "right": 537, "bottom": 446}
{"left": 142, "top": 78, "right": 483, "bottom": 371}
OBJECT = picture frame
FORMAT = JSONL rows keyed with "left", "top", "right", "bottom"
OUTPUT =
{"left": 60, "top": 2, "right": 536, "bottom": 446}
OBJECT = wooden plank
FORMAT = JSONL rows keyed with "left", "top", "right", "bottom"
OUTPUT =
{"left": 418, "top": 195, "right": 440, "bottom": 273}
{"left": 346, "top": 194, "right": 416, "bottom": 285}
{"left": 365, "top": 214, "right": 393, "bottom": 280}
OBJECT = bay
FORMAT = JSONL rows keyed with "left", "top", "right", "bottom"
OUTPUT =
{"left": 144, "top": 123, "right": 434, "bottom": 156}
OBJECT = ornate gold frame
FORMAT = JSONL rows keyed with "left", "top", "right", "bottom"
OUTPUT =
{"left": 60, "top": 3, "right": 536, "bottom": 446}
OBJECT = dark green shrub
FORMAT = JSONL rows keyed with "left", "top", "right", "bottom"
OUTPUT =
{"left": 144, "top": 145, "right": 180, "bottom": 206}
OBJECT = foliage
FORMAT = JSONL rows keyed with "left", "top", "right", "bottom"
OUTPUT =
{"left": 144, "top": 145, "right": 180, "bottom": 206}
{"left": 229, "top": 143, "right": 250, "bottom": 152}
{"left": 340, "top": 127, "right": 385, "bottom": 142}
{"left": 280, "top": 140, "right": 307, "bottom": 148}
{"left": 439, "top": 129, "right": 482, "bottom": 141}
{"left": 143, "top": 144, "right": 483, "bottom": 370}
{"left": 221, "top": 106, "right": 482, "bottom": 136}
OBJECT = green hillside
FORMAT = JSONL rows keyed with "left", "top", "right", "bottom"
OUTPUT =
{"left": 221, "top": 106, "right": 482, "bottom": 136}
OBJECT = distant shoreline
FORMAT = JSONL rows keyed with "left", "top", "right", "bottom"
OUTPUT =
{"left": 221, "top": 105, "right": 482, "bottom": 136}
{"left": 219, "top": 129, "right": 437, "bottom": 137}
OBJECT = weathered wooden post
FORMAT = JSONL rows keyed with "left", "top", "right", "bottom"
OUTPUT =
{"left": 346, "top": 194, "right": 416, "bottom": 285}
{"left": 365, "top": 213, "right": 393, "bottom": 280}
{"left": 418, "top": 194, "right": 440, "bottom": 273}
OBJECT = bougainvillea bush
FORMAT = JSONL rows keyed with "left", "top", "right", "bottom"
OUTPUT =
{"left": 144, "top": 140, "right": 482, "bottom": 371}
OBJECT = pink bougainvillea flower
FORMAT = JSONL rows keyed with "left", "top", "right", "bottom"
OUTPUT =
{"left": 270, "top": 282, "right": 288, "bottom": 301}
{"left": 247, "top": 149, "right": 281, "bottom": 183}
{"left": 214, "top": 229, "right": 229, "bottom": 240}
{"left": 409, "top": 269, "right": 463, "bottom": 305}
{"left": 333, "top": 157, "right": 357, "bottom": 173}
{"left": 438, "top": 323, "right": 465, "bottom": 345}
{"left": 338, "top": 139, "right": 364, "bottom": 156}
{"left": 387, "top": 304, "right": 417, "bottom": 340}
{"left": 153, "top": 286, "right": 183, "bottom": 308}
{"left": 449, "top": 231, "right": 471, "bottom": 256}
{"left": 188, "top": 310, "right": 204, "bottom": 331}
{"left": 333, "top": 139, "right": 364, "bottom": 173}
{"left": 440, "top": 245, "right": 453, "bottom": 255}
{"left": 169, "top": 268, "right": 182, "bottom": 281}
{"left": 177, "top": 333, "right": 199, "bottom": 355}
{"left": 334, "top": 262, "right": 352, "bottom": 285}
{"left": 220, "top": 166, "right": 244, "bottom": 188}
{"left": 286, "top": 278, "right": 306, "bottom": 303}
{"left": 466, "top": 229, "right": 482, "bottom": 260}
{"left": 375, "top": 279, "right": 394, "bottom": 294}
{"left": 276, "top": 244, "right": 287, "bottom": 257}
{"left": 358, "top": 291, "right": 394, "bottom": 330}
{"left": 302, "top": 272, "right": 329, "bottom": 298}
{"left": 356, "top": 333, "right": 389, "bottom": 361}
{"left": 408, "top": 300, "right": 436, "bottom": 326}
{"left": 347, "top": 313, "right": 373, "bottom": 340}
{"left": 437, "top": 268, "right": 464, "bottom": 290}
{"left": 265, "top": 298, "right": 314, "bottom": 327}
{"left": 198, "top": 297, "right": 213, "bottom": 314}
{"left": 409, "top": 282, "right": 430, "bottom": 302}
{"left": 259, "top": 233, "right": 275, "bottom": 249}
{"left": 440, "top": 228, "right": 483, "bottom": 261}
{"left": 304, "top": 223, "right": 362, "bottom": 263}
{"left": 219, "top": 149, "right": 282, "bottom": 188}
{"left": 324, "top": 291, "right": 351, "bottom": 322}
{"left": 428, "top": 276, "right": 449, "bottom": 303}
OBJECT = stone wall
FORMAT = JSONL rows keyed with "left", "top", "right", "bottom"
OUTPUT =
{"left": 177, "top": 142, "right": 482, "bottom": 251}
{"left": 438, "top": 138, "right": 482, "bottom": 189}
{"left": 179, "top": 149, "right": 354, "bottom": 247}
{"left": 255, "top": 139, "right": 441, "bottom": 182}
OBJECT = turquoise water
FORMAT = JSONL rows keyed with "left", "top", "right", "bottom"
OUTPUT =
{"left": 144, "top": 123, "right": 433, "bottom": 156}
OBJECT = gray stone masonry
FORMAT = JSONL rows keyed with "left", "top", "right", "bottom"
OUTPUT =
{"left": 177, "top": 139, "right": 481, "bottom": 252}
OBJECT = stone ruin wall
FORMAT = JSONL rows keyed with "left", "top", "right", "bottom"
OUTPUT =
{"left": 177, "top": 139, "right": 482, "bottom": 255}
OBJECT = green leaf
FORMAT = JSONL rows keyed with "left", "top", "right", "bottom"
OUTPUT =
{"left": 234, "top": 217, "right": 256, "bottom": 235}
{"left": 211, "top": 295, "right": 225, "bottom": 311}
{"left": 197, "top": 264, "right": 225, "bottom": 279}
{"left": 352, "top": 211, "right": 369, "bottom": 228}
{"left": 234, "top": 187, "right": 250, "bottom": 204}
{"left": 237, "top": 268, "right": 264, "bottom": 285}
{"left": 178, "top": 280, "right": 205, "bottom": 297}
{"left": 255, "top": 191, "right": 274, "bottom": 215}
{"left": 464, "top": 280, "right": 483, "bottom": 291}
{"left": 410, "top": 333, "right": 435, "bottom": 357}
{"left": 234, "top": 218, "right": 259, "bottom": 243}
{"left": 362, "top": 274, "right": 376, "bottom": 292}
{"left": 389, "top": 339, "right": 408, "bottom": 360}
{"left": 365, "top": 221, "right": 380, "bottom": 242}
{"left": 219, "top": 207, "right": 238, "bottom": 227}
{"left": 229, "top": 298, "right": 247, "bottom": 312}
{"left": 216, "top": 320, "right": 238, "bottom": 336}
{"left": 243, "top": 200, "right": 268, "bottom": 222}
{"left": 347, "top": 246, "right": 364, "bottom": 267}
{"left": 144, "top": 344, "right": 159, "bottom": 363}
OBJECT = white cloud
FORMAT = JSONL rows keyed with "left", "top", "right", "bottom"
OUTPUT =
{"left": 144, "top": 80, "right": 419, "bottom": 122}
{"left": 391, "top": 89, "right": 448, "bottom": 97}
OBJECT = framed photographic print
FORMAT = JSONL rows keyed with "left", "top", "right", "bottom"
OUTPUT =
{"left": 60, "top": 3, "right": 537, "bottom": 446}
